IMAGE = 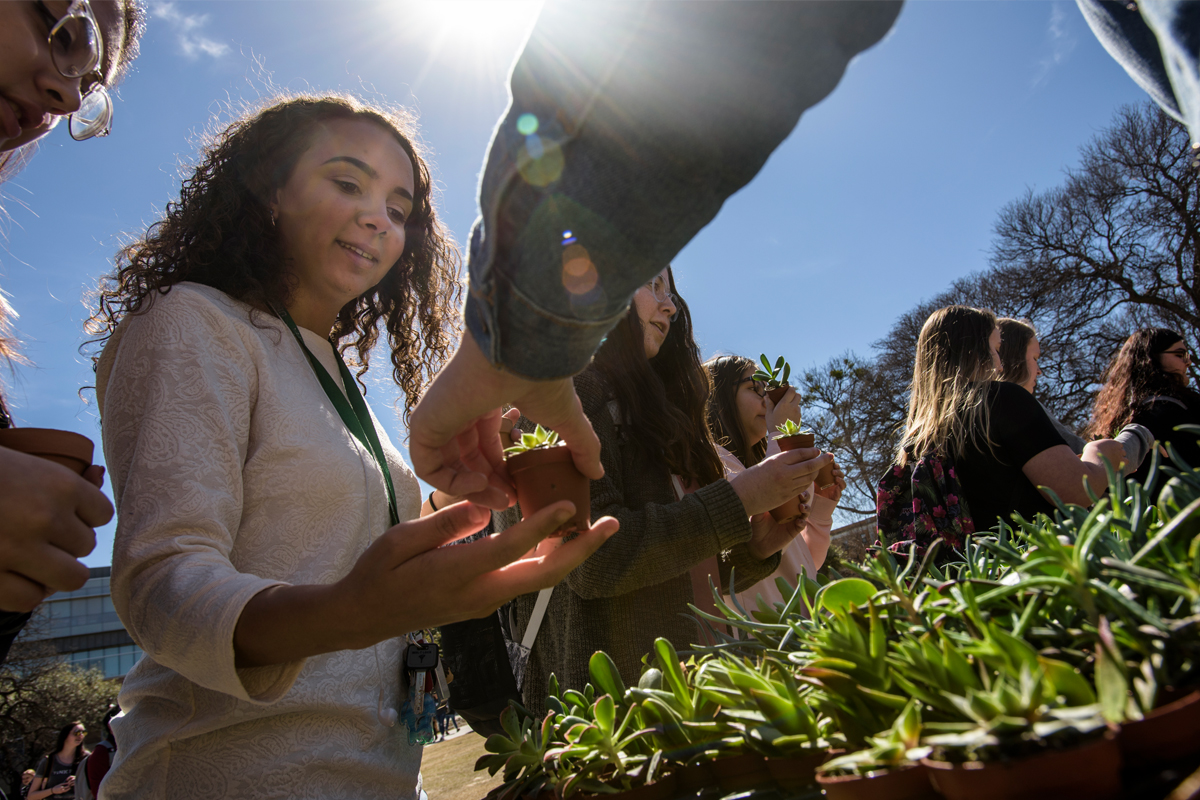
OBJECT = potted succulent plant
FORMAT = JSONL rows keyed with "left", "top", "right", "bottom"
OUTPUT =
{"left": 752, "top": 354, "right": 792, "bottom": 404}
{"left": 0, "top": 427, "right": 94, "bottom": 475}
{"left": 767, "top": 419, "right": 836, "bottom": 522}
{"left": 504, "top": 424, "right": 590, "bottom": 535}
{"left": 816, "top": 700, "right": 936, "bottom": 800}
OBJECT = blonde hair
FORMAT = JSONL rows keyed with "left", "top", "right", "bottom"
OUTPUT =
{"left": 897, "top": 305, "right": 999, "bottom": 466}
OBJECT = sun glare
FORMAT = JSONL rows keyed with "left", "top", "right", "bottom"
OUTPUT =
{"left": 405, "top": 0, "right": 543, "bottom": 51}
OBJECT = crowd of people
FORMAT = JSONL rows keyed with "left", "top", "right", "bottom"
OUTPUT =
{"left": 0, "top": 1, "right": 1197, "bottom": 798}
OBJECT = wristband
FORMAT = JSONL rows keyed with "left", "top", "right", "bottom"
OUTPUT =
{"left": 427, "top": 491, "right": 439, "bottom": 511}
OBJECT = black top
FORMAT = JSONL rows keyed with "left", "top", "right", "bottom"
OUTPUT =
{"left": 1130, "top": 395, "right": 1200, "bottom": 496}
{"left": 952, "top": 382, "right": 1067, "bottom": 533}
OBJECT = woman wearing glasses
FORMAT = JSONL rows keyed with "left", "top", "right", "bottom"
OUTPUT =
{"left": 0, "top": 0, "right": 142, "bottom": 655}
{"left": 1088, "top": 328, "right": 1200, "bottom": 497}
{"left": 28, "top": 722, "right": 88, "bottom": 799}
{"left": 89, "top": 94, "right": 613, "bottom": 800}
{"left": 704, "top": 355, "right": 845, "bottom": 611}
{"left": 501, "top": 267, "right": 831, "bottom": 710}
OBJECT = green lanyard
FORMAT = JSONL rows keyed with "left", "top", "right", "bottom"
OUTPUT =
{"left": 276, "top": 307, "right": 399, "bottom": 527}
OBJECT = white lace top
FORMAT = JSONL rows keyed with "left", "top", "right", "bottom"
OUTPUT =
{"left": 95, "top": 283, "right": 423, "bottom": 800}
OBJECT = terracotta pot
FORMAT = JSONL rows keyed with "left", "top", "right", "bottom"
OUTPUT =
{"left": 672, "top": 761, "right": 714, "bottom": 793}
{"left": 775, "top": 431, "right": 835, "bottom": 490}
{"left": 765, "top": 751, "right": 826, "bottom": 790}
{"left": 1118, "top": 688, "right": 1200, "bottom": 767}
{"left": 0, "top": 428, "right": 93, "bottom": 475}
{"left": 921, "top": 732, "right": 1121, "bottom": 800}
{"left": 767, "top": 385, "right": 790, "bottom": 405}
{"left": 506, "top": 446, "right": 590, "bottom": 535}
{"left": 581, "top": 773, "right": 677, "bottom": 800}
{"left": 769, "top": 432, "right": 812, "bottom": 523}
{"left": 710, "top": 753, "right": 770, "bottom": 793}
{"left": 816, "top": 763, "right": 937, "bottom": 800}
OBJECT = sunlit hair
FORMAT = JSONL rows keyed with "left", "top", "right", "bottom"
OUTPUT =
{"left": 86, "top": 94, "right": 461, "bottom": 420}
{"left": 997, "top": 317, "right": 1037, "bottom": 388}
{"left": 586, "top": 268, "right": 724, "bottom": 487}
{"left": 1086, "top": 327, "right": 1200, "bottom": 438}
{"left": 897, "top": 305, "right": 999, "bottom": 466}
{"left": 53, "top": 721, "right": 88, "bottom": 766}
{"left": 705, "top": 355, "right": 767, "bottom": 468}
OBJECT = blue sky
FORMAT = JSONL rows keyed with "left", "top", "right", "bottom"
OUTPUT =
{"left": 0, "top": 1, "right": 1151, "bottom": 564}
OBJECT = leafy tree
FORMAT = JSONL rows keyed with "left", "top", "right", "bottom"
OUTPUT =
{"left": 0, "top": 632, "right": 119, "bottom": 796}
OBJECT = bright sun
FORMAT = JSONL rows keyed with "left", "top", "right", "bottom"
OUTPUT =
{"left": 405, "top": 0, "right": 543, "bottom": 51}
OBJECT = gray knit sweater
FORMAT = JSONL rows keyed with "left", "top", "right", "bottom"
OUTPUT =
{"left": 499, "top": 370, "right": 779, "bottom": 714}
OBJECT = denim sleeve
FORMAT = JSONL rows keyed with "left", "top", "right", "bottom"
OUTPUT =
{"left": 1078, "top": 0, "right": 1200, "bottom": 143}
{"left": 465, "top": 0, "right": 902, "bottom": 379}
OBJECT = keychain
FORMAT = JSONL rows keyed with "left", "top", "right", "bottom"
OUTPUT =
{"left": 400, "top": 633, "right": 440, "bottom": 745}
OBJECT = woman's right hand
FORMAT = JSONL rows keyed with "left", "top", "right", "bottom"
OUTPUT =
{"left": 233, "top": 500, "right": 619, "bottom": 666}
{"left": 0, "top": 447, "right": 109, "bottom": 612}
{"left": 728, "top": 446, "right": 831, "bottom": 517}
{"left": 765, "top": 386, "right": 802, "bottom": 433}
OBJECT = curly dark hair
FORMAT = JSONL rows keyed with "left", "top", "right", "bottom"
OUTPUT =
{"left": 86, "top": 94, "right": 461, "bottom": 420}
{"left": 705, "top": 354, "right": 767, "bottom": 468}
{"left": 1087, "top": 328, "right": 1200, "bottom": 437}
{"left": 585, "top": 268, "right": 724, "bottom": 488}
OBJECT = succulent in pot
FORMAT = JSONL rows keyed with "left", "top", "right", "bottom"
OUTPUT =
{"left": 504, "top": 424, "right": 590, "bottom": 535}
{"left": 752, "top": 354, "right": 792, "bottom": 404}
{"left": 816, "top": 700, "right": 936, "bottom": 800}
{"left": 768, "top": 419, "right": 835, "bottom": 520}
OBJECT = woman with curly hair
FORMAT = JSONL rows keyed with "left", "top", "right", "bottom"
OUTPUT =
{"left": 89, "top": 94, "right": 614, "bottom": 800}
{"left": 1087, "top": 328, "right": 1200, "bottom": 494}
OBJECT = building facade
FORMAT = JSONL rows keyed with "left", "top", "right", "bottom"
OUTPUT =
{"left": 25, "top": 567, "right": 142, "bottom": 679}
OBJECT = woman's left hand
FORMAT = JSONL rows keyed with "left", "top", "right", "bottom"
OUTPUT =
{"left": 746, "top": 509, "right": 805, "bottom": 561}
{"left": 815, "top": 461, "right": 845, "bottom": 503}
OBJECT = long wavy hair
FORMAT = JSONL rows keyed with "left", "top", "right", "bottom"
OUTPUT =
{"left": 1086, "top": 328, "right": 1200, "bottom": 437}
{"left": 997, "top": 317, "right": 1037, "bottom": 388}
{"left": 897, "top": 305, "right": 999, "bottom": 465}
{"left": 585, "top": 269, "right": 724, "bottom": 487}
{"left": 705, "top": 354, "right": 767, "bottom": 468}
{"left": 86, "top": 94, "right": 461, "bottom": 420}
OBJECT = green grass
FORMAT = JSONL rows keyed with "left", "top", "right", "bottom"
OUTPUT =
{"left": 421, "top": 730, "right": 505, "bottom": 800}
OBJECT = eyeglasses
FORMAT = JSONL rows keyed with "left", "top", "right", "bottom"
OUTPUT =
{"left": 738, "top": 377, "right": 767, "bottom": 399}
{"left": 36, "top": 0, "right": 114, "bottom": 140}
{"left": 72, "top": 728, "right": 86, "bottom": 736}
{"left": 1162, "top": 347, "right": 1192, "bottom": 361}
{"left": 642, "top": 275, "right": 679, "bottom": 322}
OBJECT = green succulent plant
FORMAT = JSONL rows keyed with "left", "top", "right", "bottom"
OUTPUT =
{"left": 775, "top": 418, "right": 808, "bottom": 437}
{"left": 752, "top": 354, "right": 791, "bottom": 389}
{"left": 504, "top": 424, "right": 562, "bottom": 456}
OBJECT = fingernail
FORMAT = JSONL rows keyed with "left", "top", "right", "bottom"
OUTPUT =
{"left": 553, "top": 506, "right": 574, "bottom": 524}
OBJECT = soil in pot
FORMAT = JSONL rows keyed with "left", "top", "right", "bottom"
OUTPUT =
{"left": 816, "top": 763, "right": 937, "bottom": 800}
{"left": 921, "top": 732, "right": 1121, "bottom": 800}
{"left": 765, "top": 751, "right": 826, "bottom": 790}
{"left": 0, "top": 428, "right": 93, "bottom": 475}
{"left": 1118, "top": 688, "right": 1200, "bottom": 767}
{"left": 710, "top": 753, "right": 770, "bottom": 793}
{"left": 507, "top": 446, "right": 590, "bottom": 535}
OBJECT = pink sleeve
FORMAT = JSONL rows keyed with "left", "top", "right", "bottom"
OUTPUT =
{"left": 802, "top": 494, "right": 836, "bottom": 571}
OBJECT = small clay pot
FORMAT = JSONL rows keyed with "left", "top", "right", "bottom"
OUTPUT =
{"left": 921, "top": 731, "right": 1121, "bottom": 800}
{"left": 0, "top": 428, "right": 93, "bottom": 475}
{"left": 766, "top": 384, "right": 790, "bottom": 405}
{"left": 710, "top": 753, "right": 770, "bottom": 793}
{"left": 506, "top": 446, "right": 590, "bottom": 535}
{"left": 769, "top": 432, "right": 814, "bottom": 523}
{"left": 816, "top": 763, "right": 937, "bottom": 800}
{"left": 1117, "top": 688, "right": 1200, "bottom": 767}
{"left": 776, "top": 431, "right": 835, "bottom": 489}
{"left": 765, "top": 751, "right": 826, "bottom": 790}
